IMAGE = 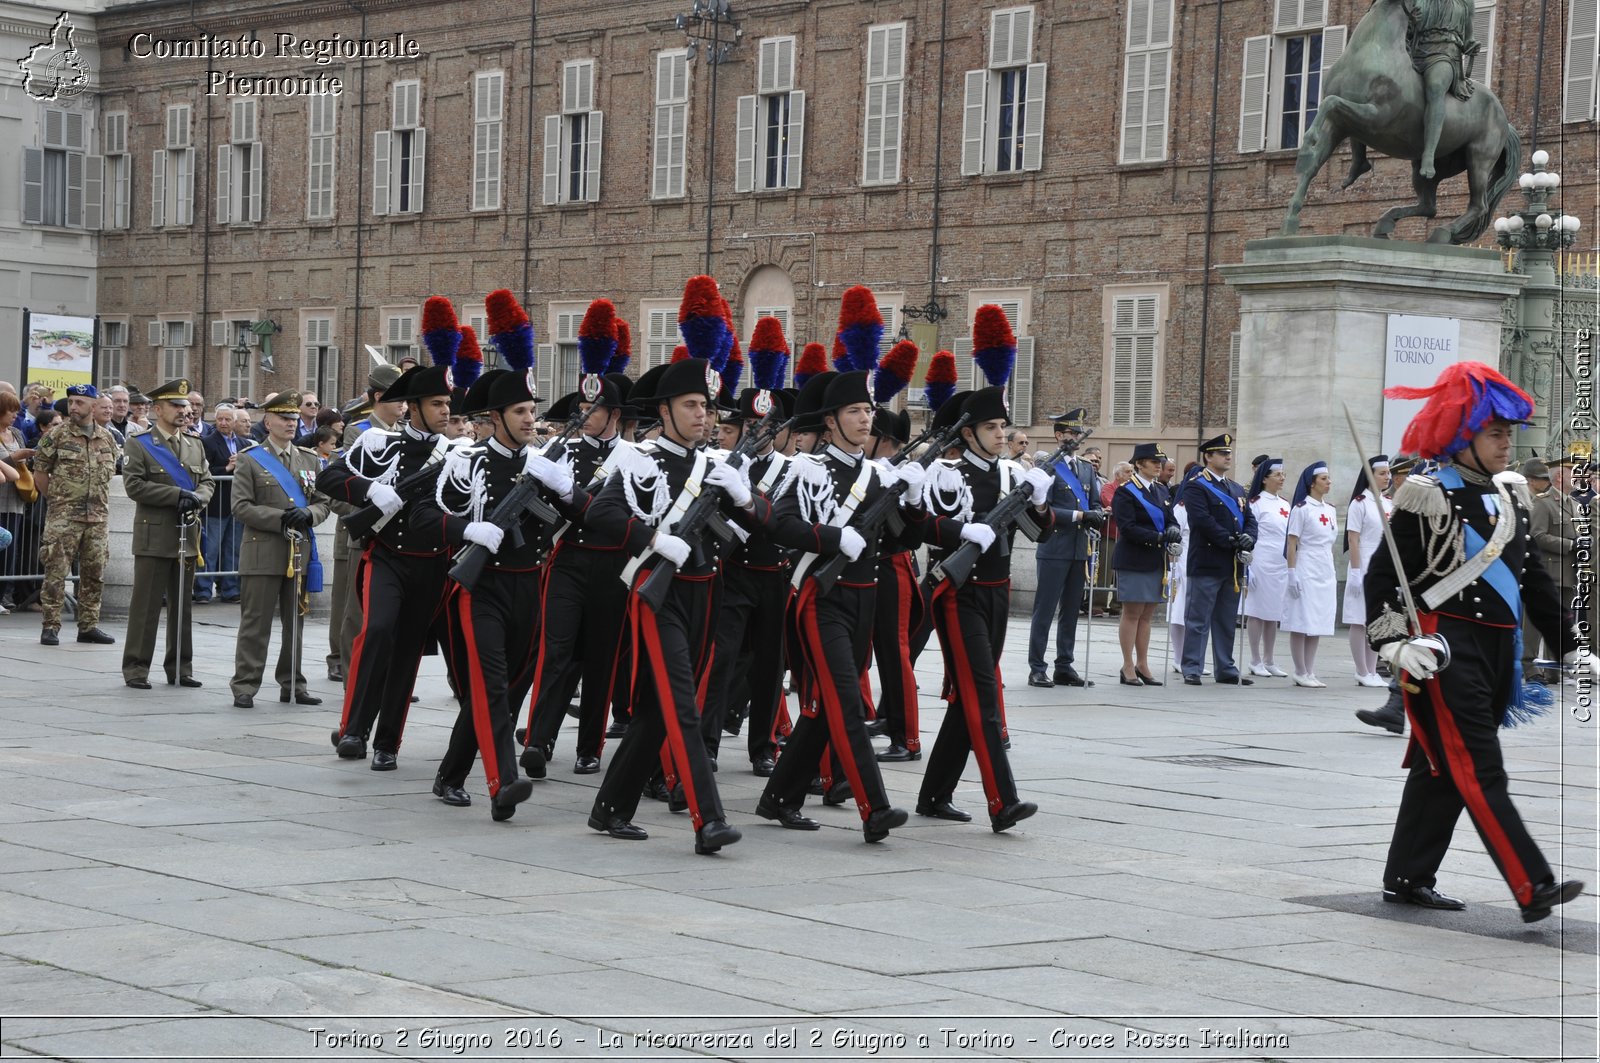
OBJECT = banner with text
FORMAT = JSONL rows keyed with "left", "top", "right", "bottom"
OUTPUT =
{"left": 1382, "top": 314, "right": 1462, "bottom": 455}
{"left": 23, "top": 312, "right": 96, "bottom": 394}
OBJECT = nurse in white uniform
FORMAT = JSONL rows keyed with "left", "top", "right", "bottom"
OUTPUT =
{"left": 1342, "top": 455, "right": 1394, "bottom": 687}
{"left": 1243, "top": 458, "right": 1290, "bottom": 677}
{"left": 1283, "top": 461, "right": 1338, "bottom": 687}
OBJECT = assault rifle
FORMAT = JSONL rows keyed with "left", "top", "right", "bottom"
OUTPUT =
{"left": 447, "top": 467, "right": 563, "bottom": 593}
{"left": 630, "top": 405, "right": 793, "bottom": 613}
{"left": 340, "top": 441, "right": 452, "bottom": 540}
{"left": 800, "top": 412, "right": 972, "bottom": 597}
{"left": 932, "top": 427, "right": 1093, "bottom": 590}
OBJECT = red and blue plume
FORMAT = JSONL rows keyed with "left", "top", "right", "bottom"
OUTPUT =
{"left": 671, "top": 344, "right": 689, "bottom": 363}
{"left": 421, "top": 296, "right": 461, "bottom": 369}
{"left": 748, "top": 316, "right": 790, "bottom": 392}
{"left": 836, "top": 285, "right": 885, "bottom": 373}
{"left": 1385, "top": 361, "right": 1535, "bottom": 459}
{"left": 454, "top": 326, "right": 484, "bottom": 390}
{"left": 924, "top": 349, "right": 958, "bottom": 411}
{"left": 485, "top": 289, "right": 535, "bottom": 373}
{"left": 609, "top": 318, "right": 633, "bottom": 375}
{"left": 874, "top": 338, "right": 919, "bottom": 404}
{"left": 971, "top": 304, "right": 1016, "bottom": 388}
{"left": 795, "top": 342, "right": 828, "bottom": 388}
{"left": 678, "top": 275, "right": 731, "bottom": 369}
{"left": 578, "top": 298, "right": 618, "bottom": 378}
{"left": 720, "top": 347, "right": 745, "bottom": 396}
{"left": 830, "top": 335, "right": 850, "bottom": 372}
{"left": 716, "top": 296, "right": 737, "bottom": 371}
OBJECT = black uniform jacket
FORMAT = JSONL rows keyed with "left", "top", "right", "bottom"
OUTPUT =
{"left": 318, "top": 424, "right": 453, "bottom": 555}
{"left": 923, "top": 449, "right": 1055, "bottom": 584}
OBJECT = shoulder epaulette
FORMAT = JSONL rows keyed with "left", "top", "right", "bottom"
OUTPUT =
{"left": 1391, "top": 472, "right": 1449, "bottom": 517}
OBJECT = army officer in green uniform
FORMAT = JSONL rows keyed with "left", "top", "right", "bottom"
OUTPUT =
{"left": 230, "top": 392, "right": 333, "bottom": 708}
{"left": 122, "top": 379, "right": 214, "bottom": 687}
{"left": 32, "top": 383, "right": 120, "bottom": 647}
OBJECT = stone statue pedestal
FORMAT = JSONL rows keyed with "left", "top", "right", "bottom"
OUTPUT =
{"left": 1220, "top": 236, "right": 1524, "bottom": 482}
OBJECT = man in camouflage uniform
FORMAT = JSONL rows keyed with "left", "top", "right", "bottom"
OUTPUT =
{"left": 122, "top": 379, "right": 214, "bottom": 688}
{"left": 31, "top": 384, "right": 118, "bottom": 646}
{"left": 327, "top": 363, "right": 404, "bottom": 681}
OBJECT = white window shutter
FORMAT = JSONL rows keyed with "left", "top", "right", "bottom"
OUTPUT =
{"left": 21, "top": 148, "right": 44, "bottom": 225}
{"left": 989, "top": 10, "right": 1015, "bottom": 67}
{"left": 950, "top": 338, "right": 977, "bottom": 392}
{"left": 247, "top": 145, "right": 263, "bottom": 221}
{"left": 1022, "top": 63, "right": 1046, "bottom": 171}
{"left": 1565, "top": 0, "right": 1599, "bottom": 122}
{"left": 84, "top": 154, "right": 102, "bottom": 230}
{"left": 372, "top": 131, "right": 391, "bottom": 215}
{"left": 1011, "top": 337, "right": 1035, "bottom": 426}
{"left": 783, "top": 91, "right": 805, "bottom": 189}
{"left": 880, "top": 82, "right": 903, "bottom": 182}
{"left": 64, "top": 111, "right": 85, "bottom": 150}
{"left": 210, "top": 319, "right": 227, "bottom": 347}
{"left": 863, "top": 83, "right": 886, "bottom": 184}
{"left": 1470, "top": 4, "right": 1494, "bottom": 87}
{"left": 1133, "top": 334, "right": 1156, "bottom": 425}
{"left": 216, "top": 144, "right": 232, "bottom": 223}
{"left": 1228, "top": 330, "right": 1242, "bottom": 425}
{"left": 1275, "top": 0, "right": 1302, "bottom": 32}
{"left": 1301, "top": 0, "right": 1328, "bottom": 28}
{"left": 303, "top": 345, "right": 319, "bottom": 393}
{"left": 543, "top": 114, "right": 561, "bottom": 204}
{"left": 1320, "top": 25, "right": 1347, "bottom": 77}
{"left": 961, "top": 70, "right": 987, "bottom": 175}
{"left": 583, "top": 112, "right": 603, "bottom": 202}
{"left": 408, "top": 128, "right": 426, "bottom": 212}
{"left": 148, "top": 321, "right": 163, "bottom": 347}
{"left": 1127, "top": 0, "right": 1151, "bottom": 49}
{"left": 735, "top": 95, "right": 757, "bottom": 192}
{"left": 44, "top": 108, "right": 64, "bottom": 148}
{"left": 1238, "top": 36, "right": 1271, "bottom": 153}
{"left": 578, "top": 61, "right": 595, "bottom": 112}
{"left": 150, "top": 149, "right": 166, "bottom": 227}
{"left": 178, "top": 148, "right": 194, "bottom": 225}
{"left": 535, "top": 343, "right": 556, "bottom": 402}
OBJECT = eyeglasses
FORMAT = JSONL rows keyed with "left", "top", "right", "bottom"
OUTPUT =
{"left": 302, "top": 401, "right": 321, "bottom": 409}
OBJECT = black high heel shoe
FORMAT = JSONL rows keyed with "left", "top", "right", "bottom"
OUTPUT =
{"left": 1119, "top": 669, "right": 1142, "bottom": 686}
{"left": 1135, "top": 669, "right": 1163, "bottom": 686}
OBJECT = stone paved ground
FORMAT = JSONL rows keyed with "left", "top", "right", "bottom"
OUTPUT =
{"left": 0, "top": 604, "right": 1594, "bottom": 1062}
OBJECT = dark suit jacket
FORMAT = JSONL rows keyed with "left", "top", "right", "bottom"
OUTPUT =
{"left": 1111, "top": 476, "right": 1170, "bottom": 572}
{"left": 1181, "top": 470, "right": 1258, "bottom": 577}
{"left": 1036, "top": 455, "right": 1101, "bottom": 562}
{"left": 202, "top": 429, "right": 242, "bottom": 516}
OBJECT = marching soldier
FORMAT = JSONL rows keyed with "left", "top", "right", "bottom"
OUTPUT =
{"left": 415, "top": 363, "right": 580, "bottom": 820}
{"left": 1366, "top": 362, "right": 1585, "bottom": 922}
{"left": 1179, "top": 433, "right": 1258, "bottom": 685}
{"left": 916, "top": 315, "right": 1055, "bottom": 831}
{"left": 31, "top": 384, "right": 119, "bottom": 648}
{"left": 230, "top": 392, "right": 332, "bottom": 708}
{"left": 583, "top": 355, "right": 747, "bottom": 854}
{"left": 521, "top": 302, "right": 635, "bottom": 777}
{"left": 121, "top": 380, "right": 214, "bottom": 686}
{"left": 321, "top": 349, "right": 458, "bottom": 770}
{"left": 750, "top": 369, "right": 922, "bottom": 842}
{"left": 327, "top": 362, "right": 405, "bottom": 682}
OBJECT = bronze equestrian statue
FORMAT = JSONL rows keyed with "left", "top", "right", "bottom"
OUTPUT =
{"left": 1281, "top": 0, "right": 1519, "bottom": 245}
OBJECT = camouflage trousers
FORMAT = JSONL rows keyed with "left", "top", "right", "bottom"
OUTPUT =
{"left": 39, "top": 517, "right": 108, "bottom": 630}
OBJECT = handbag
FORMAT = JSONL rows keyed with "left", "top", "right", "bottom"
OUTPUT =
{"left": 13, "top": 463, "right": 38, "bottom": 505}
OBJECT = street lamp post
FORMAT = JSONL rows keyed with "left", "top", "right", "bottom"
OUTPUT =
{"left": 1493, "top": 149, "right": 1581, "bottom": 460}
{"left": 675, "top": 1, "right": 740, "bottom": 275}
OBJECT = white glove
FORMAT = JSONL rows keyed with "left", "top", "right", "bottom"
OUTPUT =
{"left": 652, "top": 532, "right": 691, "bottom": 568}
{"left": 959, "top": 523, "right": 997, "bottom": 553}
{"left": 525, "top": 454, "right": 575, "bottom": 500}
{"left": 1379, "top": 634, "right": 1447, "bottom": 680}
{"left": 1287, "top": 571, "right": 1302, "bottom": 599}
{"left": 1023, "top": 467, "right": 1052, "bottom": 506}
{"left": 366, "top": 482, "right": 403, "bottom": 516}
{"left": 463, "top": 521, "right": 504, "bottom": 554}
{"left": 704, "top": 460, "right": 752, "bottom": 508}
{"left": 893, "top": 461, "right": 927, "bottom": 505}
{"left": 838, "top": 526, "right": 867, "bottom": 561}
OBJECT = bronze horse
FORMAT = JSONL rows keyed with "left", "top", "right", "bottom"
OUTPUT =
{"left": 1280, "top": 0, "right": 1519, "bottom": 244}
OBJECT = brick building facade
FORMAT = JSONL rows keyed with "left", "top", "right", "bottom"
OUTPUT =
{"left": 24, "top": 0, "right": 1598, "bottom": 463}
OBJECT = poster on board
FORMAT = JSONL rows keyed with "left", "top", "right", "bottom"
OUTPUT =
{"left": 23, "top": 312, "right": 96, "bottom": 394}
{"left": 1381, "top": 314, "right": 1462, "bottom": 455}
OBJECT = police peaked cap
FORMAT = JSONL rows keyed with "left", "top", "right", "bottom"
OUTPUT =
{"left": 1130, "top": 442, "right": 1167, "bottom": 464}
{"left": 1051, "top": 407, "right": 1088, "bottom": 431}
{"left": 1197, "top": 433, "right": 1234, "bottom": 454}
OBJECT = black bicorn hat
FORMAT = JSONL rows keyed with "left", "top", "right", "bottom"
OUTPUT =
{"left": 929, "top": 389, "right": 971, "bottom": 433}
{"left": 819, "top": 370, "right": 873, "bottom": 415}
{"left": 651, "top": 358, "right": 720, "bottom": 405}
{"left": 871, "top": 407, "right": 912, "bottom": 445}
{"left": 961, "top": 385, "right": 1011, "bottom": 428}
{"left": 485, "top": 369, "right": 538, "bottom": 412}
{"left": 459, "top": 369, "right": 509, "bottom": 417}
{"left": 789, "top": 371, "right": 838, "bottom": 433}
